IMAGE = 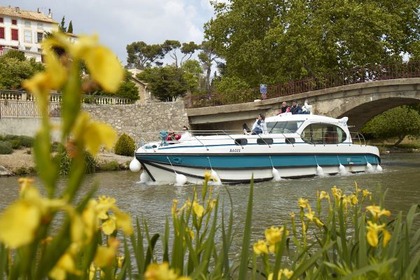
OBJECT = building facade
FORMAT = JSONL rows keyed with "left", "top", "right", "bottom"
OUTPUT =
{"left": 0, "top": 6, "right": 58, "bottom": 62}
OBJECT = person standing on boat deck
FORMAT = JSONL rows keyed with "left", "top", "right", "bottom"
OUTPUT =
{"left": 251, "top": 113, "right": 267, "bottom": 135}
{"left": 278, "top": 101, "right": 291, "bottom": 114}
{"left": 179, "top": 126, "right": 192, "bottom": 141}
{"left": 290, "top": 100, "right": 303, "bottom": 114}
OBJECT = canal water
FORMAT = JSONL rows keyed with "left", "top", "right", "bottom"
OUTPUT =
{"left": 1, "top": 153, "right": 419, "bottom": 239}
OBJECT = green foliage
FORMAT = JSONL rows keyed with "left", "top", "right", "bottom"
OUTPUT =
{"left": 362, "top": 106, "right": 420, "bottom": 145}
{"left": 54, "top": 150, "right": 97, "bottom": 175}
{"left": 138, "top": 65, "right": 188, "bottom": 101}
{"left": 205, "top": 0, "right": 420, "bottom": 87}
{"left": 126, "top": 41, "right": 165, "bottom": 69}
{"left": 18, "top": 136, "right": 35, "bottom": 148}
{"left": 0, "top": 135, "right": 34, "bottom": 150}
{"left": 114, "top": 133, "right": 136, "bottom": 156}
{"left": 115, "top": 78, "right": 139, "bottom": 102}
{"left": 0, "top": 141, "right": 13, "bottom": 154}
{"left": 0, "top": 55, "right": 44, "bottom": 90}
{"left": 213, "top": 75, "right": 258, "bottom": 104}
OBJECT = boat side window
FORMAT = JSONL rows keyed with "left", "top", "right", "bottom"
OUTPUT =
{"left": 234, "top": 138, "right": 248, "bottom": 145}
{"left": 267, "top": 121, "right": 303, "bottom": 134}
{"left": 301, "top": 124, "right": 346, "bottom": 144}
{"left": 257, "top": 138, "right": 274, "bottom": 145}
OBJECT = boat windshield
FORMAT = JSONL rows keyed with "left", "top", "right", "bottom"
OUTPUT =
{"left": 267, "top": 121, "right": 303, "bottom": 134}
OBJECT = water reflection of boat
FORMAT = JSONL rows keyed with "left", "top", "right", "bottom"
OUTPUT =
{"left": 130, "top": 113, "right": 382, "bottom": 185}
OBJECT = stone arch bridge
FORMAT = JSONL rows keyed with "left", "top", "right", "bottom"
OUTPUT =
{"left": 186, "top": 78, "right": 420, "bottom": 132}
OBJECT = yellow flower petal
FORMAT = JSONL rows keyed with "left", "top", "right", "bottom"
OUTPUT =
{"left": 253, "top": 240, "right": 268, "bottom": 255}
{"left": 114, "top": 210, "right": 133, "bottom": 235}
{"left": 192, "top": 201, "right": 204, "bottom": 218}
{"left": 94, "top": 246, "right": 116, "bottom": 268}
{"left": 83, "top": 46, "right": 124, "bottom": 93}
{"left": 0, "top": 201, "right": 41, "bottom": 248}
{"left": 102, "top": 217, "right": 117, "bottom": 235}
{"left": 83, "top": 121, "right": 117, "bottom": 155}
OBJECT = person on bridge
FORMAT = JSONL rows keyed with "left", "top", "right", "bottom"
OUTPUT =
{"left": 251, "top": 113, "right": 267, "bottom": 135}
{"left": 290, "top": 100, "right": 303, "bottom": 114}
{"left": 278, "top": 101, "right": 291, "bottom": 114}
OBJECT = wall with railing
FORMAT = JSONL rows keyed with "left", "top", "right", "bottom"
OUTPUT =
{"left": 188, "top": 60, "right": 420, "bottom": 107}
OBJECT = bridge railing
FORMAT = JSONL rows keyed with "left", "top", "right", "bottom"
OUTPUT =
{"left": 188, "top": 60, "right": 420, "bottom": 108}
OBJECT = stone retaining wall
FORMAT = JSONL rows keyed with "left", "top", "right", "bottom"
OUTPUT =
{"left": 84, "top": 101, "right": 189, "bottom": 143}
{"left": 0, "top": 100, "right": 189, "bottom": 143}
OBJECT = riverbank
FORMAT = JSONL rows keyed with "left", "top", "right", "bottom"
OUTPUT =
{"left": 0, "top": 148, "right": 133, "bottom": 176}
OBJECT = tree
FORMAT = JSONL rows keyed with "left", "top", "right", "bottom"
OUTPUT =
{"left": 204, "top": 0, "right": 420, "bottom": 88}
{"left": 0, "top": 52, "right": 44, "bottom": 90}
{"left": 362, "top": 106, "right": 420, "bottom": 146}
{"left": 67, "top": 21, "right": 73, "bottom": 34}
{"left": 59, "top": 16, "right": 66, "bottom": 32}
{"left": 137, "top": 66, "right": 188, "bottom": 101}
{"left": 181, "top": 59, "right": 203, "bottom": 94}
{"left": 198, "top": 40, "right": 220, "bottom": 95}
{"left": 126, "top": 41, "right": 165, "bottom": 69}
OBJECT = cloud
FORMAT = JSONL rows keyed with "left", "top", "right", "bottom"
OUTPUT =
{"left": 3, "top": 0, "right": 215, "bottom": 64}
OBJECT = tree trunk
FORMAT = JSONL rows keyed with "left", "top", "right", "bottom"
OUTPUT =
{"left": 393, "top": 135, "right": 406, "bottom": 146}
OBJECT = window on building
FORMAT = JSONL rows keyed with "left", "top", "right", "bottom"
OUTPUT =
{"left": 0, "top": 27, "right": 4, "bottom": 39}
{"left": 24, "top": 30, "right": 32, "bottom": 43}
{"left": 24, "top": 20, "right": 31, "bottom": 27}
{"left": 11, "top": 29, "right": 18, "bottom": 41}
{"left": 12, "top": 19, "right": 17, "bottom": 25}
{"left": 25, "top": 47, "right": 31, "bottom": 51}
{"left": 0, "top": 17, "right": 3, "bottom": 23}
{"left": 37, "top": 32, "right": 43, "bottom": 43}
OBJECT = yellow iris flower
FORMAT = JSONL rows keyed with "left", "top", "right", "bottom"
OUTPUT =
{"left": 318, "top": 191, "right": 330, "bottom": 200}
{"left": 366, "top": 221, "right": 391, "bottom": 247}
{"left": 72, "top": 112, "right": 117, "bottom": 156}
{"left": 366, "top": 205, "right": 391, "bottom": 220}
{"left": 267, "top": 269, "right": 294, "bottom": 280}
{"left": 192, "top": 201, "right": 204, "bottom": 218}
{"left": 298, "top": 198, "right": 309, "bottom": 209}
{"left": 0, "top": 185, "right": 66, "bottom": 248}
{"left": 145, "top": 262, "right": 191, "bottom": 280}
{"left": 253, "top": 240, "right": 269, "bottom": 255}
{"left": 49, "top": 252, "right": 81, "bottom": 280}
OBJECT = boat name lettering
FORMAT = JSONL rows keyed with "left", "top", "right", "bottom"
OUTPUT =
{"left": 229, "top": 149, "right": 241, "bottom": 152}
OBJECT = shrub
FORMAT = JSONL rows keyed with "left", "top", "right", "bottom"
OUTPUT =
{"left": 98, "top": 160, "right": 121, "bottom": 171}
{"left": 54, "top": 150, "right": 97, "bottom": 175}
{"left": 19, "top": 136, "right": 35, "bottom": 148}
{"left": 0, "top": 141, "right": 13, "bottom": 154}
{"left": 114, "top": 133, "right": 135, "bottom": 156}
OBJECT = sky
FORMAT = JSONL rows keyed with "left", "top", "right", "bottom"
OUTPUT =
{"left": 1, "top": 0, "right": 219, "bottom": 65}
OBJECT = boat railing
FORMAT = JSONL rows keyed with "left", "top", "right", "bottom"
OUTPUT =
{"left": 350, "top": 132, "right": 367, "bottom": 146}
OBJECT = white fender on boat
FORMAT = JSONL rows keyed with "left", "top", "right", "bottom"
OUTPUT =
{"left": 316, "top": 165, "right": 324, "bottom": 177}
{"left": 129, "top": 157, "right": 141, "bottom": 172}
{"left": 175, "top": 173, "right": 187, "bottom": 186}
{"left": 211, "top": 169, "right": 222, "bottom": 185}
{"left": 338, "top": 164, "right": 347, "bottom": 176}
{"left": 366, "top": 162, "right": 374, "bottom": 173}
{"left": 140, "top": 171, "right": 150, "bottom": 183}
{"left": 272, "top": 168, "right": 282, "bottom": 181}
{"left": 376, "top": 164, "right": 383, "bottom": 172}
